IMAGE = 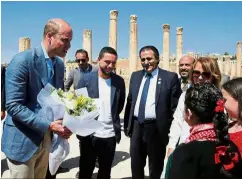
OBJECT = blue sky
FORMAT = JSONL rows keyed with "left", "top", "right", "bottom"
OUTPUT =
{"left": 1, "top": 1, "right": 242, "bottom": 63}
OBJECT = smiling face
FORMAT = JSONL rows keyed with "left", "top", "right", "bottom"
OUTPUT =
{"left": 222, "top": 88, "right": 239, "bottom": 120}
{"left": 98, "top": 52, "right": 117, "bottom": 77}
{"left": 140, "top": 49, "right": 159, "bottom": 74}
{"left": 179, "top": 56, "right": 194, "bottom": 80}
{"left": 192, "top": 61, "right": 213, "bottom": 84}
{"left": 49, "top": 25, "right": 72, "bottom": 58}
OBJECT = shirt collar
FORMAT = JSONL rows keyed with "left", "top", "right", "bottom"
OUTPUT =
{"left": 80, "top": 64, "right": 90, "bottom": 73}
{"left": 145, "top": 67, "right": 158, "bottom": 77}
{"left": 41, "top": 42, "right": 56, "bottom": 65}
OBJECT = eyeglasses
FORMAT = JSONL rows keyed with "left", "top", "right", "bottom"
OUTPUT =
{"left": 75, "top": 59, "right": 87, "bottom": 63}
{"left": 192, "top": 70, "right": 211, "bottom": 79}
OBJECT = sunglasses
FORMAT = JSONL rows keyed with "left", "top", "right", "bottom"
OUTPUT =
{"left": 75, "top": 59, "right": 87, "bottom": 63}
{"left": 140, "top": 57, "right": 153, "bottom": 62}
{"left": 192, "top": 70, "right": 211, "bottom": 79}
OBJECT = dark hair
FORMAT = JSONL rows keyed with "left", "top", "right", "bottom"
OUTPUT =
{"left": 75, "top": 49, "right": 88, "bottom": 58}
{"left": 185, "top": 83, "right": 241, "bottom": 177}
{"left": 185, "top": 82, "right": 225, "bottom": 124}
{"left": 222, "top": 77, "right": 242, "bottom": 121}
{"left": 98, "top": 46, "right": 118, "bottom": 59}
{"left": 139, "top": 45, "right": 160, "bottom": 61}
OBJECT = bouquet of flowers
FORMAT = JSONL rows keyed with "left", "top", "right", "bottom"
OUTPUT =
{"left": 37, "top": 83, "right": 103, "bottom": 175}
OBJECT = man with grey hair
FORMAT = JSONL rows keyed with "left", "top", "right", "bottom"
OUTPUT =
{"left": 2, "top": 18, "right": 73, "bottom": 178}
{"left": 178, "top": 55, "right": 195, "bottom": 91}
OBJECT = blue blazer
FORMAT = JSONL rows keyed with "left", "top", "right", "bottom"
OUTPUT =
{"left": 124, "top": 68, "right": 182, "bottom": 145}
{"left": 1, "top": 46, "right": 64, "bottom": 162}
{"left": 76, "top": 71, "right": 126, "bottom": 143}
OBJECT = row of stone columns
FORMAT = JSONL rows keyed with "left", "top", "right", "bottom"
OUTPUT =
{"left": 17, "top": 9, "right": 241, "bottom": 78}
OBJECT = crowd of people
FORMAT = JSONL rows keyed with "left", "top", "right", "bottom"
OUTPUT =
{"left": 1, "top": 18, "right": 242, "bottom": 179}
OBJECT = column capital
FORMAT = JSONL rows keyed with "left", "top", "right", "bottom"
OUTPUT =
{"left": 130, "top": 15, "right": 137, "bottom": 23}
{"left": 163, "top": 24, "right": 170, "bottom": 32}
{"left": 237, "top": 41, "right": 242, "bottom": 47}
{"left": 19, "top": 37, "right": 31, "bottom": 41}
{"left": 83, "top": 29, "right": 92, "bottom": 38}
{"left": 110, "top": 10, "right": 118, "bottom": 20}
{"left": 176, "top": 27, "right": 183, "bottom": 35}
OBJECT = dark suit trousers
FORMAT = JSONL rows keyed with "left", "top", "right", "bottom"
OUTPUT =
{"left": 130, "top": 120, "right": 166, "bottom": 179}
{"left": 77, "top": 135, "right": 116, "bottom": 179}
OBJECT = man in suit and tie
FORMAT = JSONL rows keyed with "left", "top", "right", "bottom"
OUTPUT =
{"left": 64, "top": 49, "right": 97, "bottom": 91}
{"left": 124, "top": 45, "right": 182, "bottom": 179}
{"left": 76, "top": 46, "right": 126, "bottom": 179}
{"left": 1, "top": 18, "right": 72, "bottom": 178}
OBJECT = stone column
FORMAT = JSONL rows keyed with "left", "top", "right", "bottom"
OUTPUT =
{"left": 162, "top": 24, "right": 170, "bottom": 70}
{"left": 129, "top": 15, "right": 138, "bottom": 75}
{"left": 83, "top": 29, "right": 92, "bottom": 63}
{"left": 230, "top": 61, "right": 237, "bottom": 78}
{"left": 236, "top": 42, "right": 242, "bottom": 77}
{"left": 176, "top": 27, "right": 183, "bottom": 73}
{"left": 224, "top": 56, "right": 231, "bottom": 76}
{"left": 109, "top": 10, "right": 118, "bottom": 50}
{"left": 19, "top": 37, "right": 31, "bottom": 52}
{"left": 217, "top": 56, "right": 224, "bottom": 74}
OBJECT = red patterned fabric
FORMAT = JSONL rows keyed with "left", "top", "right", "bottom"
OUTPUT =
{"left": 229, "top": 130, "right": 242, "bottom": 156}
{"left": 185, "top": 123, "right": 216, "bottom": 143}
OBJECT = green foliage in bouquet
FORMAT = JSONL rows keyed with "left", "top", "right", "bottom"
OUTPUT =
{"left": 56, "top": 89, "right": 96, "bottom": 116}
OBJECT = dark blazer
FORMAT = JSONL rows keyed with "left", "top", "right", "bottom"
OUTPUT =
{"left": 64, "top": 64, "right": 98, "bottom": 91}
{"left": 1, "top": 65, "right": 6, "bottom": 111}
{"left": 1, "top": 46, "right": 64, "bottom": 162}
{"left": 76, "top": 71, "right": 126, "bottom": 143}
{"left": 124, "top": 68, "right": 182, "bottom": 145}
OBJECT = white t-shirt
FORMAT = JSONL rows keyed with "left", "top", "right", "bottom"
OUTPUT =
{"left": 94, "top": 77, "right": 115, "bottom": 138}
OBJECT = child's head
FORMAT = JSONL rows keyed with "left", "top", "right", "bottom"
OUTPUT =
{"left": 184, "top": 82, "right": 224, "bottom": 126}
{"left": 222, "top": 77, "right": 242, "bottom": 121}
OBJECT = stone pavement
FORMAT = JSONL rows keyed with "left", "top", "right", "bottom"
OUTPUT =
{"left": 1, "top": 120, "right": 167, "bottom": 179}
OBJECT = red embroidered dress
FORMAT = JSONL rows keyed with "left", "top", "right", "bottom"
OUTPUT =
{"left": 229, "top": 130, "right": 242, "bottom": 156}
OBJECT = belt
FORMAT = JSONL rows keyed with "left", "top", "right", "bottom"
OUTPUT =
{"left": 133, "top": 116, "right": 156, "bottom": 124}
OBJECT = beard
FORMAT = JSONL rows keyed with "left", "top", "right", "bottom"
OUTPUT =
{"left": 100, "top": 66, "right": 111, "bottom": 77}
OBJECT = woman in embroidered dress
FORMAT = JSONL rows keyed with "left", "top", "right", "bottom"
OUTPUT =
{"left": 165, "top": 83, "right": 242, "bottom": 179}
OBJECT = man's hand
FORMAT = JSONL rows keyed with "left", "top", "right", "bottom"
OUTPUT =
{"left": 167, "top": 148, "right": 175, "bottom": 158}
{"left": 124, "top": 128, "right": 131, "bottom": 137}
{"left": 50, "top": 120, "right": 72, "bottom": 139}
{"left": 1, "top": 111, "right": 6, "bottom": 120}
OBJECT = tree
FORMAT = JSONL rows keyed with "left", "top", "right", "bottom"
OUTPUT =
{"left": 224, "top": 52, "right": 229, "bottom": 55}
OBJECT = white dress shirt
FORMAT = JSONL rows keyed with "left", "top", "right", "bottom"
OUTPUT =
{"left": 167, "top": 91, "right": 191, "bottom": 149}
{"left": 134, "top": 67, "right": 158, "bottom": 119}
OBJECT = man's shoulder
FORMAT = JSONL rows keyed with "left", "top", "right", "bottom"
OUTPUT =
{"left": 90, "top": 64, "right": 98, "bottom": 72}
{"left": 112, "top": 72, "right": 125, "bottom": 82}
{"left": 8, "top": 48, "right": 34, "bottom": 68}
{"left": 130, "top": 70, "right": 143, "bottom": 78}
{"left": 160, "top": 68, "right": 178, "bottom": 78}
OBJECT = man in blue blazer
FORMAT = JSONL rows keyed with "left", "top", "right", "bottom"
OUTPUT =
{"left": 1, "top": 18, "right": 72, "bottom": 178}
{"left": 76, "top": 47, "right": 126, "bottom": 179}
{"left": 124, "top": 45, "right": 182, "bottom": 179}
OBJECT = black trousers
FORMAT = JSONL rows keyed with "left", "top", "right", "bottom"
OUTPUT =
{"left": 130, "top": 120, "right": 166, "bottom": 179}
{"left": 45, "top": 165, "right": 56, "bottom": 179}
{"left": 77, "top": 135, "right": 116, "bottom": 179}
